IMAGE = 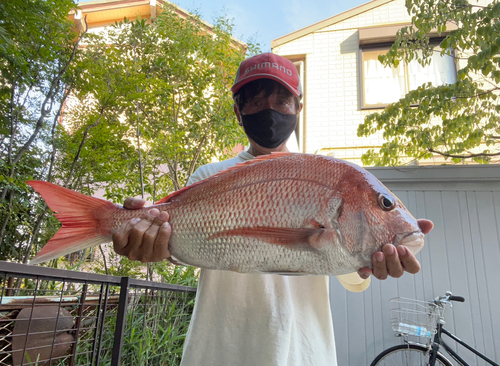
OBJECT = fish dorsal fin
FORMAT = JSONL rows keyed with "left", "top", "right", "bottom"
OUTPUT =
{"left": 202, "top": 151, "right": 294, "bottom": 176}
{"left": 155, "top": 152, "right": 294, "bottom": 204}
{"left": 155, "top": 183, "right": 197, "bottom": 204}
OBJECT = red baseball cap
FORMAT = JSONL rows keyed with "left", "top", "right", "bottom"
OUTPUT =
{"left": 231, "top": 53, "right": 302, "bottom": 97}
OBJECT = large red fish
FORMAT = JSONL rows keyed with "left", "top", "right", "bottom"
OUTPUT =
{"left": 27, "top": 152, "right": 425, "bottom": 275}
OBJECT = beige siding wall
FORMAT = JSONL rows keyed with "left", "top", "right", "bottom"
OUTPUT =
{"left": 273, "top": 0, "right": 412, "bottom": 162}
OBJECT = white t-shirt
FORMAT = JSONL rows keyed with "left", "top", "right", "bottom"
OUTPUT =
{"left": 180, "top": 151, "right": 369, "bottom": 366}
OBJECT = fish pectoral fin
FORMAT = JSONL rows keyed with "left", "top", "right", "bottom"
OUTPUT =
{"left": 207, "top": 227, "right": 333, "bottom": 250}
{"left": 307, "top": 228, "right": 341, "bottom": 250}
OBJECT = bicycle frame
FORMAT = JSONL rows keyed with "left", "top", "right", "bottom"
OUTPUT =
{"left": 432, "top": 323, "right": 499, "bottom": 366}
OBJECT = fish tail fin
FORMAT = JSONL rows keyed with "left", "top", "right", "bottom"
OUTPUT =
{"left": 26, "top": 181, "right": 119, "bottom": 265}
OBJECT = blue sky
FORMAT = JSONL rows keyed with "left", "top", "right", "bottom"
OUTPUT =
{"left": 170, "top": 0, "right": 368, "bottom": 50}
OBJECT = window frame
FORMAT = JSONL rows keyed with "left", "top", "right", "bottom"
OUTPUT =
{"left": 281, "top": 54, "right": 306, "bottom": 152}
{"left": 359, "top": 39, "right": 456, "bottom": 110}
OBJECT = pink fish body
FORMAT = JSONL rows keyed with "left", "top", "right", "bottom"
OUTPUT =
{"left": 27, "top": 152, "right": 424, "bottom": 275}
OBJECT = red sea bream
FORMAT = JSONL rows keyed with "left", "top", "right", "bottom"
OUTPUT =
{"left": 27, "top": 152, "right": 425, "bottom": 275}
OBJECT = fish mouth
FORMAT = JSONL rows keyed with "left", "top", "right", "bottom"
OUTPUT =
{"left": 395, "top": 231, "right": 425, "bottom": 256}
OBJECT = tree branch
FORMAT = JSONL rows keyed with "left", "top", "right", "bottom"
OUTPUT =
{"left": 12, "top": 18, "right": 88, "bottom": 165}
{"left": 65, "top": 112, "right": 104, "bottom": 188}
{"left": 428, "top": 148, "right": 500, "bottom": 159}
{"left": 167, "top": 159, "right": 181, "bottom": 191}
{"left": 186, "top": 104, "right": 222, "bottom": 182}
{"left": 99, "top": 245, "right": 108, "bottom": 275}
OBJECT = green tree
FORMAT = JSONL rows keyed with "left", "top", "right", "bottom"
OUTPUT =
{"left": 64, "top": 6, "right": 248, "bottom": 205}
{"left": 30, "top": 5, "right": 249, "bottom": 270}
{"left": 357, "top": 0, "right": 500, "bottom": 165}
{"left": 0, "top": 1, "right": 250, "bottom": 266}
{"left": 0, "top": 0, "right": 83, "bottom": 261}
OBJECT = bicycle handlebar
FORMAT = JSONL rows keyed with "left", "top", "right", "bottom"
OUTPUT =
{"left": 448, "top": 295, "right": 465, "bottom": 302}
{"left": 435, "top": 291, "right": 466, "bottom": 305}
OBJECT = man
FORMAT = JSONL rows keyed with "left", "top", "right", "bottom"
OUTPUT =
{"left": 112, "top": 53, "right": 434, "bottom": 365}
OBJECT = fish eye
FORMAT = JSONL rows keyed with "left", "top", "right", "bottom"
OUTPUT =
{"left": 378, "top": 194, "right": 396, "bottom": 211}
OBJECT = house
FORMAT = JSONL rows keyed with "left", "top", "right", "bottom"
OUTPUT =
{"left": 70, "top": 0, "right": 226, "bottom": 38}
{"left": 271, "top": 0, "right": 486, "bottom": 165}
{"left": 272, "top": 1, "right": 500, "bottom": 365}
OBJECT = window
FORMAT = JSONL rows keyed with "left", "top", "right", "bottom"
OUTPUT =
{"left": 360, "top": 45, "right": 456, "bottom": 109}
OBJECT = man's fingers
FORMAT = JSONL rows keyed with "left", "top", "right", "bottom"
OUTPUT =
{"left": 112, "top": 217, "right": 141, "bottom": 255}
{"left": 372, "top": 244, "right": 404, "bottom": 280}
{"left": 151, "top": 210, "right": 168, "bottom": 227}
{"left": 153, "top": 221, "right": 171, "bottom": 261}
{"left": 147, "top": 211, "right": 170, "bottom": 262}
{"left": 125, "top": 210, "right": 170, "bottom": 263}
{"left": 397, "top": 246, "right": 421, "bottom": 274}
{"left": 126, "top": 213, "right": 159, "bottom": 260}
{"left": 123, "top": 197, "right": 146, "bottom": 210}
{"left": 417, "top": 219, "right": 434, "bottom": 235}
{"left": 138, "top": 210, "right": 166, "bottom": 262}
{"left": 365, "top": 244, "right": 422, "bottom": 280}
{"left": 383, "top": 244, "right": 404, "bottom": 278}
{"left": 371, "top": 251, "right": 388, "bottom": 280}
{"left": 357, "top": 268, "right": 372, "bottom": 280}
{"left": 113, "top": 197, "right": 172, "bottom": 263}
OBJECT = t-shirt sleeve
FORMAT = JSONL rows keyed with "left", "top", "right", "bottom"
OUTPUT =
{"left": 187, "top": 157, "right": 241, "bottom": 186}
{"left": 187, "top": 165, "right": 212, "bottom": 186}
{"left": 336, "top": 272, "right": 371, "bottom": 293}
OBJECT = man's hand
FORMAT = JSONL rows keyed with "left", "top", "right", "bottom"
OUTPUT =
{"left": 112, "top": 198, "right": 171, "bottom": 263}
{"left": 358, "top": 219, "right": 434, "bottom": 280}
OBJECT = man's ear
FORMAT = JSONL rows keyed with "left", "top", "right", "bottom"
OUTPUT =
{"left": 297, "top": 102, "right": 304, "bottom": 114}
{"left": 234, "top": 104, "right": 243, "bottom": 126}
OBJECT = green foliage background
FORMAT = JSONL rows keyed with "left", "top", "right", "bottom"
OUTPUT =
{"left": 0, "top": 2, "right": 255, "bottom": 362}
{"left": 0, "top": 0, "right": 252, "bottom": 278}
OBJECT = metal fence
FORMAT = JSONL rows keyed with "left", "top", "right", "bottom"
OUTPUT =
{"left": 0, "top": 261, "right": 197, "bottom": 366}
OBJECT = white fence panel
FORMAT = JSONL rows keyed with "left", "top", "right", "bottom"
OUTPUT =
{"left": 330, "top": 165, "right": 500, "bottom": 366}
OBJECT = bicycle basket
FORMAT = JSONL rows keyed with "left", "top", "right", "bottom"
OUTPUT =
{"left": 390, "top": 297, "right": 442, "bottom": 338}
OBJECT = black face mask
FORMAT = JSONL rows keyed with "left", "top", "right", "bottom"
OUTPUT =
{"left": 241, "top": 109, "right": 297, "bottom": 149}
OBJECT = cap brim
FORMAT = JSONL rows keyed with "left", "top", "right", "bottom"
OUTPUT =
{"left": 231, "top": 74, "right": 301, "bottom": 97}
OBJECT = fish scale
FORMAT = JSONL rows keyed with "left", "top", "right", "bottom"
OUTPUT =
{"left": 166, "top": 178, "right": 329, "bottom": 272}
{"left": 27, "top": 152, "right": 425, "bottom": 275}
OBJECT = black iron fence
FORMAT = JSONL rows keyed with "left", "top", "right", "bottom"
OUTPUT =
{"left": 0, "top": 261, "right": 197, "bottom": 366}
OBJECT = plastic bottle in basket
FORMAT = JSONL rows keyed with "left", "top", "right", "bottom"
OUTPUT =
{"left": 397, "top": 323, "right": 432, "bottom": 337}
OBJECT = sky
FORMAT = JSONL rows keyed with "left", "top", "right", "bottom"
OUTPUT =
{"left": 169, "top": 0, "right": 368, "bottom": 51}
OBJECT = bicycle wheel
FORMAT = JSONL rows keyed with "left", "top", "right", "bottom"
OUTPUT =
{"left": 370, "top": 344, "right": 453, "bottom": 366}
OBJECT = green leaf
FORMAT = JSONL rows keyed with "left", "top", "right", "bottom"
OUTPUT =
{"left": 359, "top": 0, "right": 499, "bottom": 166}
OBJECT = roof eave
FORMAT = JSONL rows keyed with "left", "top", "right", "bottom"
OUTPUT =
{"left": 271, "top": 0, "right": 394, "bottom": 49}
{"left": 69, "top": 0, "right": 246, "bottom": 48}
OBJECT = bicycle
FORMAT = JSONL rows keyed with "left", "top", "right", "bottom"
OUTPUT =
{"left": 370, "top": 291, "right": 499, "bottom": 366}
